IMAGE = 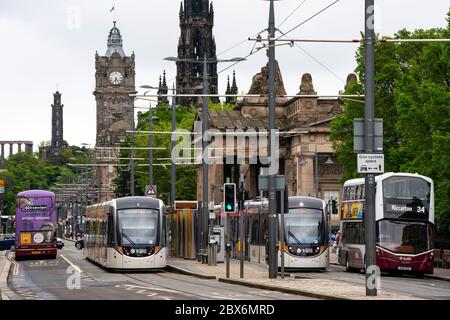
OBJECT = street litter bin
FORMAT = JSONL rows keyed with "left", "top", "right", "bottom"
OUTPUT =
{"left": 208, "top": 239, "right": 217, "bottom": 266}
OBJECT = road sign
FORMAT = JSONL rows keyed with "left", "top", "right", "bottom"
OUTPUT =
{"left": 0, "top": 179, "right": 4, "bottom": 194}
{"left": 258, "top": 175, "right": 285, "bottom": 191}
{"left": 145, "top": 185, "right": 157, "bottom": 197}
{"left": 357, "top": 154, "right": 384, "bottom": 173}
{"left": 353, "top": 118, "right": 384, "bottom": 153}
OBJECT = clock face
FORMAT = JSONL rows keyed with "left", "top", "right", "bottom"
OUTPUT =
{"left": 109, "top": 71, "right": 123, "bottom": 85}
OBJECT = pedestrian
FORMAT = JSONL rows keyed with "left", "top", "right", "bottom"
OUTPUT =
{"left": 335, "top": 230, "right": 341, "bottom": 256}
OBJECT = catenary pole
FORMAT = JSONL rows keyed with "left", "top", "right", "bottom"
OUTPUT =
{"left": 267, "top": 0, "right": 278, "bottom": 279}
{"left": 364, "top": 0, "right": 377, "bottom": 296}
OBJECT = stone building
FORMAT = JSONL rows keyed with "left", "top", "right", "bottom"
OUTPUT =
{"left": 177, "top": 0, "right": 218, "bottom": 106}
{"left": 195, "top": 62, "right": 356, "bottom": 229}
{"left": 93, "top": 21, "right": 136, "bottom": 201}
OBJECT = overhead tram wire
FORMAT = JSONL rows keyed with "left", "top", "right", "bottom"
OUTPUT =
{"left": 219, "top": 0, "right": 343, "bottom": 78}
{"left": 276, "top": 28, "right": 346, "bottom": 84}
{"left": 277, "top": 0, "right": 341, "bottom": 40}
{"left": 278, "top": 0, "right": 308, "bottom": 28}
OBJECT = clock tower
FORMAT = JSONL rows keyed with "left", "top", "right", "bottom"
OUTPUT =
{"left": 93, "top": 21, "right": 136, "bottom": 201}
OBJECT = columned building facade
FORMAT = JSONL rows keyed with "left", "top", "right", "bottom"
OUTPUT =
{"left": 195, "top": 64, "right": 355, "bottom": 230}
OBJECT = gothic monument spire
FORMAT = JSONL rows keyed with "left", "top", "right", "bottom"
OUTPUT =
{"left": 177, "top": 0, "right": 218, "bottom": 106}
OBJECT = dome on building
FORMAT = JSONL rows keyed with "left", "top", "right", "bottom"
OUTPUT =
{"left": 106, "top": 21, "right": 125, "bottom": 57}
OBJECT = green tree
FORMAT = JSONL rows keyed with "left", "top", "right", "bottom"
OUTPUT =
{"left": 331, "top": 12, "right": 450, "bottom": 232}
{"left": 114, "top": 103, "right": 199, "bottom": 203}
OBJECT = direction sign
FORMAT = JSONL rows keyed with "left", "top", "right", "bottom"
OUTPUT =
{"left": 145, "top": 185, "right": 157, "bottom": 197}
{"left": 357, "top": 154, "right": 384, "bottom": 173}
{"left": 0, "top": 179, "right": 4, "bottom": 194}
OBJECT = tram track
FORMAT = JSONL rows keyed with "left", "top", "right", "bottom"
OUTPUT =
{"left": 120, "top": 272, "right": 221, "bottom": 300}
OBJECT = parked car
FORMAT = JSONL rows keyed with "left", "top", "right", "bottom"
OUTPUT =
{"left": 0, "top": 234, "right": 15, "bottom": 251}
{"left": 75, "top": 239, "right": 84, "bottom": 250}
{"left": 57, "top": 240, "right": 64, "bottom": 249}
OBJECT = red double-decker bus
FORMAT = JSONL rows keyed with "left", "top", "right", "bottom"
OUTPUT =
{"left": 338, "top": 173, "right": 434, "bottom": 276}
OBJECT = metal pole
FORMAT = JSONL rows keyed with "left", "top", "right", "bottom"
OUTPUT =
{"left": 364, "top": 0, "right": 377, "bottom": 296}
{"left": 315, "top": 153, "right": 319, "bottom": 197}
{"left": 239, "top": 172, "right": 245, "bottom": 278}
{"left": 130, "top": 113, "right": 135, "bottom": 196}
{"left": 171, "top": 84, "right": 177, "bottom": 206}
{"left": 267, "top": 0, "right": 278, "bottom": 279}
{"left": 149, "top": 103, "right": 154, "bottom": 186}
{"left": 280, "top": 185, "right": 287, "bottom": 279}
{"left": 202, "top": 54, "right": 209, "bottom": 262}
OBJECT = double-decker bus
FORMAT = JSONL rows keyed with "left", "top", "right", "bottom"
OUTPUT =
{"left": 338, "top": 172, "right": 434, "bottom": 275}
{"left": 84, "top": 196, "right": 167, "bottom": 270}
{"left": 15, "top": 190, "right": 57, "bottom": 260}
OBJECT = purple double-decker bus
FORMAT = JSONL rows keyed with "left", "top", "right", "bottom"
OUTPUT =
{"left": 15, "top": 190, "right": 57, "bottom": 260}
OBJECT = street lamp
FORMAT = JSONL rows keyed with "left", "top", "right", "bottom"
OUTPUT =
{"left": 164, "top": 55, "right": 246, "bottom": 262}
{"left": 139, "top": 86, "right": 164, "bottom": 190}
{"left": 314, "top": 154, "right": 335, "bottom": 198}
{"left": 141, "top": 83, "right": 205, "bottom": 206}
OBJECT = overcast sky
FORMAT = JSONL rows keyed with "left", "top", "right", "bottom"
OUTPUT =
{"left": 0, "top": 0, "right": 448, "bottom": 152}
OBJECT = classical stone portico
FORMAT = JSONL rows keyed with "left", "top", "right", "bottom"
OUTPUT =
{"left": 195, "top": 63, "right": 356, "bottom": 229}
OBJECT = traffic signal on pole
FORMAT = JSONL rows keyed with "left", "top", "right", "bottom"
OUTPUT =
{"left": 331, "top": 199, "right": 338, "bottom": 215}
{"left": 223, "top": 183, "right": 236, "bottom": 213}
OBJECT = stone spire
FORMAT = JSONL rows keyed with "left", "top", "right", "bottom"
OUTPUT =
{"left": 225, "top": 75, "right": 232, "bottom": 104}
{"left": 106, "top": 21, "right": 125, "bottom": 57}
{"left": 177, "top": 0, "right": 218, "bottom": 106}
{"left": 158, "top": 71, "right": 169, "bottom": 105}
{"left": 231, "top": 70, "right": 238, "bottom": 94}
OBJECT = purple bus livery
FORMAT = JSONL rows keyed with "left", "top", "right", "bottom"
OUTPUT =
{"left": 15, "top": 190, "right": 57, "bottom": 260}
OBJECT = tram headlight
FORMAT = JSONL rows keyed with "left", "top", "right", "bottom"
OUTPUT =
{"left": 296, "top": 248, "right": 302, "bottom": 254}
{"left": 130, "top": 249, "right": 136, "bottom": 254}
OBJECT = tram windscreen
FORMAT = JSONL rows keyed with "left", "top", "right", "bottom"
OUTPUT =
{"left": 285, "top": 208, "right": 325, "bottom": 245}
{"left": 377, "top": 220, "right": 433, "bottom": 254}
{"left": 118, "top": 209, "right": 159, "bottom": 245}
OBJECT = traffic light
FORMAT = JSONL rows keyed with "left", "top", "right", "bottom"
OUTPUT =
{"left": 223, "top": 183, "right": 236, "bottom": 213}
{"left": 331, "top": 199, "right": 338, "bottom": 215}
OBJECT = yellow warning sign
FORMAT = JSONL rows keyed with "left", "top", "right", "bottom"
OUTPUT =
{"left": 21, "top": 233, "right": 32, "bottom": 245}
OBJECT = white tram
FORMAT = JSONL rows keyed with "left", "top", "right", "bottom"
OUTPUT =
{"left": 84, "top": 196, "right": 167, "bottom": 270}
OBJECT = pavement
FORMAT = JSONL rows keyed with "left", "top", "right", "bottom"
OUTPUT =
{"left": 0, "top": 251, "right": 12, "bottom": 300}
{"left": 167, "top": 257, "right": 421, "bottom": 300}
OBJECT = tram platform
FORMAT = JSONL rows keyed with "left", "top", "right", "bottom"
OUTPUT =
{"left": 167, "top": 257, "right": 421, "bottom": 300}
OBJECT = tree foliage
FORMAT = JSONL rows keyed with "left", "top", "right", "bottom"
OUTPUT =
{"left": 331, "top": 12, "right": 450, "bottom": 232}
{"left": 0, "top": 146, "right": 93, "bottom": 215}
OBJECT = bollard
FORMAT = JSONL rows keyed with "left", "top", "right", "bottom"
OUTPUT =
{"left": 225, "top": 241, "right": 232, "bottom": 278}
